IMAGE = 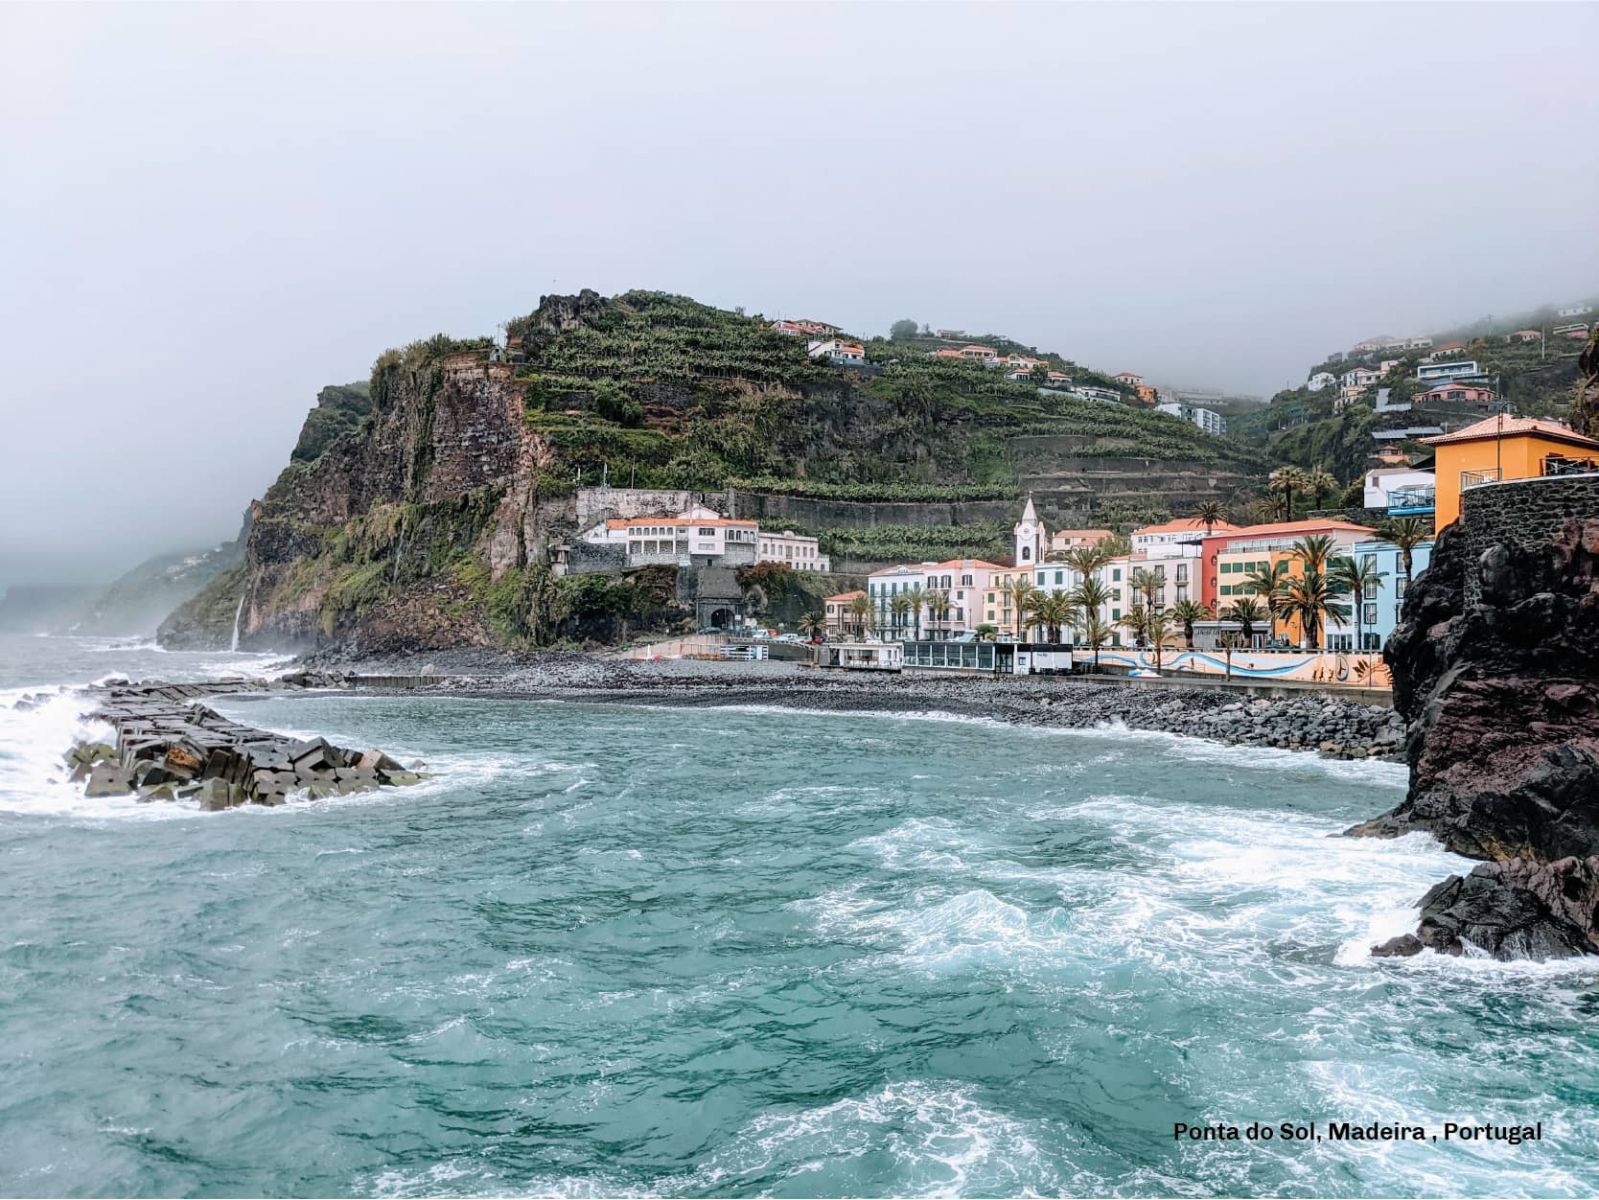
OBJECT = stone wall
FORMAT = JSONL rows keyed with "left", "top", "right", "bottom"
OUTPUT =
{"left": 726, "top": 492, "right": 1017, "bottom": 530}
{"left": 573, "top": 487, "right": 726, "bottom": 528}
{"left": 1458, "top": 474, "right": 1599, "bottom": 605}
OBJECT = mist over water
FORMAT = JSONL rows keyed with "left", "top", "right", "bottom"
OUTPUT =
{"left": 2, "top": 640, "right": 1596, "bottom": 1196}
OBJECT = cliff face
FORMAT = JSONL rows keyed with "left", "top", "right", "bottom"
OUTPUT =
{"left": 1353, "top": 475, "right": 1599, "bottom": 960}
{"left": 225, "top": 340, "right": 566, "bottom": 653}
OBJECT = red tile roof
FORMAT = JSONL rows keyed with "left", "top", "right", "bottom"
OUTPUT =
{"left": 1422, "top": 415, "right": 1599, "bottom": 449}
{"left": 1133, "top": 517, "right": 1241, "bottom": 536}
{"left": 1212, "top": 517, "right": 1376, "bottom": 539}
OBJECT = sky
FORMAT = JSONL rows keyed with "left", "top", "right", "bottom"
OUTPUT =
{"left": 2, "top": 2, "right": 1596, "bottom": 584}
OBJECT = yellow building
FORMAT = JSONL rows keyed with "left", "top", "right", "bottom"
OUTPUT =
{"left": 1423, "top": 416, "right": 1599, "bottom": 529}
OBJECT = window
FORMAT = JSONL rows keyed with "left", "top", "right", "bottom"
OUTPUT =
{"left": 1036, "top": 571, "right": 1045, "bottom": 585}
{"left": 698, "top": 528, "right": 717, "bottom": 537}
{"left": 1176, "top": 565, "right": 1187, "bottom": 583}
{"left": 1112, "top": 568, "right": 1121, "bottom": 582}
{"left": 1022, "top": 546, "right": 1032, "bottom": 561}
{"left": 1363, "top": 603, "right": 1378, "bottom": 626}
{"left": 1055, "top": 571, "right": 1064, "bottom": 585}
{"left": 1112, "top": 608, "right": 1121, "bottom": 620}
{"left": 1396, "top": 578, "right": 1408, "bottom": 597}
{"left": 987, "top": 592, "right": 995, "bottom": 603}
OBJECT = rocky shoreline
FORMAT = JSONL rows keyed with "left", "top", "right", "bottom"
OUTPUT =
{"left": 334, "top": 653, "right": 1409, "bottom": 760}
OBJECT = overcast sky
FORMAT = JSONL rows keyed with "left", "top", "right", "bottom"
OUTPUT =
{"left": 3, "top": 2, "right": 1595, "bottom": 584}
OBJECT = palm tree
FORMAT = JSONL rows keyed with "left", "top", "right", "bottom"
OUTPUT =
{"left": 889, "top": 594, "right": 912, "bottom": 638}
{"left": 848, "top": 593, "right": 871, "bottom": 638}
{"left": 1223, "top": 596, "right": 1265, "bottom": 646}
{"left": 1329, "top": 555, "right": 1385, "bottom": 653}
{"left": 1036, "top": 591, "right": 1077, "bottom": 643}
{"left": 974, "top": 623, "right": 998, "bottom": 641}
{"left": 1145, "top": 609, "right": 1175, "bottom": 669}
{"left": 1378, "top": 515, "right": 1431, "bottom": 582}
{"left": 798, "top": 611, "right": 826, "bottom": 643}
{"left": 1071, "top": 576, "right": 1112, "bottom": 627}
{"left": 1077, "top": 613, "right": 1114, "bottom": 671}
{"left": 1171, "top": 599, "right": 1211, "bottom": 649}
{"left": 1007, "top": 576, "right": 1040, "bottom": 639}
{"left": 1245, "top": 560, "right": 1291, "bottom": 642}
{"left": 907, "top": 585, "right": 926, "bottom": 640}
{"left": 1119, "top": 604, "right": 1151, "bottom": 649}
{"left": 1290, "top": 533, "right": 1339, "bottom": 574}
{"left": 1217, "top": 631, "right": 1244, "bottom": 678}
{"left": 1302, "top": 468, "right": 1338, "bottom": 511}
{"left": 921, "top": 588, "right": 940, "bottom": 640}
{"left": 1280, "top": 567, "right": 1350, "bottom": 650}
{"left": 1269, "top": 465, "right": 1307, "bottom": 520}
{"left": 1194, "top": 499, "right": 1225, "bottom": 535}
{"left": 1061, "top": 545, "right": 1109, "bottom": 582}
{"left": 1129, "top": 567, "right": 1162, "bottom": 611}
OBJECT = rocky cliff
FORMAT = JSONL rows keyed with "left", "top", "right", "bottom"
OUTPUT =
{"left": 1352, "top": 474, "right": 1599, "bottom": 960}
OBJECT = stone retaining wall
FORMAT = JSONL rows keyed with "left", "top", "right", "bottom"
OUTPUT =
{"left": 1459, "top": 474, "right": 1599, "bottom": 605}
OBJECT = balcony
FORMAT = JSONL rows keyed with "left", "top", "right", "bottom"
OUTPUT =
{"left": 1386, "top": 485, "right": 1435, "bottom": 516}
{"left": 1459, "top": 468, "right": 1502, "bottom": 491}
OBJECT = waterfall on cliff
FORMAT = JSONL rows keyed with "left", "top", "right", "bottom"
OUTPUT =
{"left": 230, "top": 595, "right": 244, "bottom": 653}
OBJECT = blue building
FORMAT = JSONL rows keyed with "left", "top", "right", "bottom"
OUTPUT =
{"left": 1347, "top": 538, "right": 1434, "bottom": 651}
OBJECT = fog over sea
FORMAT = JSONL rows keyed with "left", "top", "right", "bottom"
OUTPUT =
{"left": 1, "top": 634, "right": 1596, "bottom": 1196}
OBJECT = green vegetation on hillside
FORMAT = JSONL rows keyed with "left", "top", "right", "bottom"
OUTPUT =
{"left": 291, "top": 382, "right": 373, "bottom": 462}
{"left": 505, "top": 291, "right": 1265, "bottom": 495}
{"left": 817, "top": 522, "right": 1012, "bottom": 565}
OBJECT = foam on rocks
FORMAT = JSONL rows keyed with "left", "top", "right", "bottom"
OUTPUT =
{"left": 61, "top": 675, "right": 427, "bottom": 810}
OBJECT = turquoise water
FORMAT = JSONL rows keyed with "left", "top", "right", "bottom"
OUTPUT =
{"left": 2, "top": 637, "right": 1598, "bottom": 1196}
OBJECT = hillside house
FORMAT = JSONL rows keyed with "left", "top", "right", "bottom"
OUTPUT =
{"left": 1340, "top": 365, "right": 1382, "bottom": 389}
{"left": 771, "top": 318, "right": 840, "bottom": 337}
{"left": 1415, "top": 381, "right": 1495, "bottom": 407}
{"left": 1423, "top": 416, "right": 1599, "bottom": 528}
{"left": 1553, "top": 322, "right": 1590, "bottom": 340}
{"left": 1155, "top": 401, "right": 1226, "bottom": 436}
{"left": 1307, "top": 371, "right": 1337, "bottom": 392}
{"left": 957, "top": 344, "right": 997, "bottom": 362}
{"left": 807, "top": 338, "right": 865, "bottom": 364}
{"left": 1511, "top": 329, "right": 1543, "bottom": 343}
{"left": 1415, "top": 359, "right": 1484, "bottom": 383}
{"left": 1424, "top": 341, "right": 1469, "bottom": 362}
{"left": 756, "top": 529, "right": 829, "bottom": 571}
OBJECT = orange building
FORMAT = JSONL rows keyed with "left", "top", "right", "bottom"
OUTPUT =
{"left": 1422, "top": 416, "right": 1599, "bottom": 528}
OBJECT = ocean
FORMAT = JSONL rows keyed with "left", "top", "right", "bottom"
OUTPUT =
{"left": 1, "top": 634, "right": 1596, "bottom": 1197}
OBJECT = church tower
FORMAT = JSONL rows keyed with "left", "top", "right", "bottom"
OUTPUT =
{"left": 1013, "top": 495, "right": 1045, "bottom": 567}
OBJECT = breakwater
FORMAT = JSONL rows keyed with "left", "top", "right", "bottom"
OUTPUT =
{"left": 64, "top": 675, "right": 424, "bottom": 810}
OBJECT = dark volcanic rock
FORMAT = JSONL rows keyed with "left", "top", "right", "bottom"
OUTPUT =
{"left": 1352, "top": 481, "right": 1599, "bottom": 960}
{"left": 1349, "top": 515, "right": 1599, "bottom": 861}
{"left": 1372, "top": 857, "right": 1599, "bottom": 961}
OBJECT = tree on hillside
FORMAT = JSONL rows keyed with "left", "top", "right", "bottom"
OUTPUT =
{"left": 890, "top": 319, "right": 920, "bottom": 341}
{"left": 1303, "top": 468, "right": 1339, "bottom": 510}
{"left": 1269, "top": 465, "right": 1308, "bottom": 520}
